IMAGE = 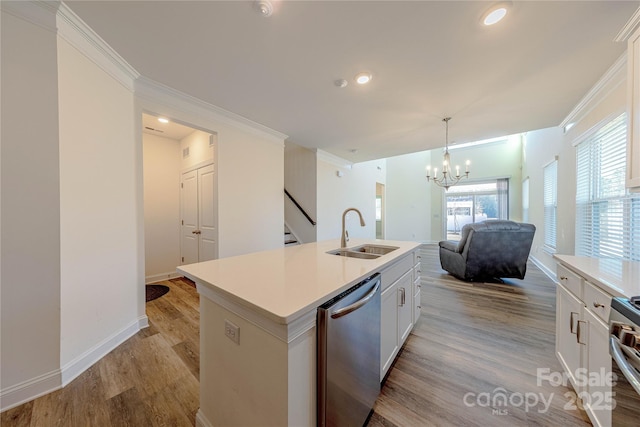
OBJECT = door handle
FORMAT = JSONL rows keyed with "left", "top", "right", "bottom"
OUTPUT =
{"left": 577, "top": 320, "right": 587, "bottom": 345}
{"left": 192, "top": 230, "right": 201, "bottom": 235}
{"left": 399, "top": 287, "right": 406, "bottom": 306}
{"left": 330, "top": 282, "right": 380, "bottom": 319}
{"left": 570, "top": 312, "right": 578, "bottom": 334}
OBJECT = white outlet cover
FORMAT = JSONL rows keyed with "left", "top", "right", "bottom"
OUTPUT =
{"left": 224, "top": 319, "right": 240, "bottom": 345}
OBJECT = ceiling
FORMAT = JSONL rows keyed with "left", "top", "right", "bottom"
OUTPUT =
{"left": 67, "top": 1, "right": 639, "bottom": 162}
{"left": 142, "top": 113, "right": 199, "bottom": 140}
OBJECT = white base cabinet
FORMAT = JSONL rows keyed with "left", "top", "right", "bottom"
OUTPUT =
{"left": 556, "top": 262, "right": 613, "bottom": 427}
{"left": 380, "top": 249, "right": 421, "bottom": 381}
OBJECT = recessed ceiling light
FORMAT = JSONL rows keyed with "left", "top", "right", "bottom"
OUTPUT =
{"left": 158, "top": 117, "right": 169, "bottom": 124}
{"left": 482, "top": 3, "right": 509, "bottom": 26}
{"left": 355, "top": 72, "right": 372, "bottom": 85}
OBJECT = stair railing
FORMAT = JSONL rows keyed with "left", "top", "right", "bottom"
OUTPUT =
{"left": 284, "top": 189, "right": 316, "bottom": 226}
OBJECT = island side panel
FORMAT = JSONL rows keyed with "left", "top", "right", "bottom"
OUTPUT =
{"left": 288, "top": 327, "right": 316, "bottom": 426}
{"left": 200, "top": 297, "right": 290, "bottom": 426}
{"left": 200, "top": 300, "right": 391, "bottom": 426}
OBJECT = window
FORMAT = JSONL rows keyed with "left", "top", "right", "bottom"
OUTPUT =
{"left": 522, "top": 178, "right": 530, "bottom": 223}
{"left": 576, "top": 113, "right": 640, "bottom": 261}
{"left": 543, "top": 159, "right": 558, "bottom": 251}
{"left": 444, "top": 179, "right": 509, "bottom": 240}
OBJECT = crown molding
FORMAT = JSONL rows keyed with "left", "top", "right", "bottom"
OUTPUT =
{"left": 315, "top": 149, "right": 353, "bottom": 169}
{"left": 615, "top": 6, "right": 640, "bottom": 42}
{"left": 55, "top": 2, "right": 139, "bottom": 92}
{"left": 560, "top": 51, "right": 627, "bottom": 129}
{"left": 135, "top": 76, "right": 288, "bottom": 144}
{"left": 0, "top": 0, "right": 59, "bottom": 33}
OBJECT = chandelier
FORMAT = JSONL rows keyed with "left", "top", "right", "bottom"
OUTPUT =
{"left": 425, "top": 117, "right": 470, "bottom": 190}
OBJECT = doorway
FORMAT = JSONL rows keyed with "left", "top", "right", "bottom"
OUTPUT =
{"left": 142, "top": 112, "right": 218, "bottom": 283}
{"left": 376, "top": 183, "right": 385, "bottom": 239}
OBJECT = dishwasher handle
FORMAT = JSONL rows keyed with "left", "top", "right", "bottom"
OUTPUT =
{"left": 331, "top": 281, "right": 380, "bottom": 319}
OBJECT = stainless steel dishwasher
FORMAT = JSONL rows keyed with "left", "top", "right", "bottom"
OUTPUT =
{"left": 317, "top": 274, "right": 381, "bottom": 427}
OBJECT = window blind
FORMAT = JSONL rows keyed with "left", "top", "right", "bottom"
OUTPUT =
{"left": 543, "top": 160, "right": 558, "bottom": 250}
{"left": 575, "top": 113, "right": 640, "bottom": 261}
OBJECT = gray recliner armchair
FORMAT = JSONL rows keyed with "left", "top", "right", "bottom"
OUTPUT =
{"left": 439, "top": 220, "right": 536, "bottom": 281}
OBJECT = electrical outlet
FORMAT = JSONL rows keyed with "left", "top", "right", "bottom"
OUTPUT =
{"left": 224, "top": 319, "right": 240, "bottom": 345}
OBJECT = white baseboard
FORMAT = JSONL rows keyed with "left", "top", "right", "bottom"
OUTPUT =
{"left": 0, "top": 369, "right": 62, "bottom": 412}
{"left": 60, "top": 317, "right": 141, "bottom": 386}
{"left": 138, "top": 314, "right": 149, "bottom": 329}
{"left": 195, "top": 409, "right": 213, "bottom": 427}
{"left": 145, "top": 271, "right": 181, "bottom": 284}
{"left": 530, "top": 255, "right": 557, "bottom": 282}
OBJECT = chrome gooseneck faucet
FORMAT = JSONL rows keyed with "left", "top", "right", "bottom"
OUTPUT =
{"left": 341, "top": 208, "right": 366, "bottom": 248}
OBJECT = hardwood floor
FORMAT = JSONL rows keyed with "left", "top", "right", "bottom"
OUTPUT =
{"left": 2, "top": 247, "right": 592, "bottom": 426}
{"left": 1, "top": 277, "right": 200, "bottom": 427}
{"left": 369, "top": 245, "right": 591, "bottom": 427}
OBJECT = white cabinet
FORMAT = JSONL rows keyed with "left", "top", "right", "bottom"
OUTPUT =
{"left": 584, "top": 309, "right": 612, "bottom": 427}
{"left": 380, "top": 249, "right": 421, "bottom": 381}
{"left": 627, "top": 25, "right": 640, "bottom": 190}
{"left": 556, "top": 283, "right": 584, "bottom": 392}
{"left": 397, "top": 271, "right": 414, "bottom": 344}
{"left": 381, "top": 279, "right": 400, "bottom": 376}
{"left": 555, "top": 263, "right": 614, "bottom": 427}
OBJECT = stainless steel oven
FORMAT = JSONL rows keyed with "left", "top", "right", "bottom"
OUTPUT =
{"left": 609, "top": 296, "right": 640, "bottom": 426}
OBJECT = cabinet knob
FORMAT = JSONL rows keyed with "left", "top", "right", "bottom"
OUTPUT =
{"left": 560, "top": 276, "right": 568, "bottom": 281}
{"left": 593, "top": 302, "right": 605, "bottom": 309}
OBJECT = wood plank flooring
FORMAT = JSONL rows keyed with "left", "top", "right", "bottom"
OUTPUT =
{"left": 368, "top": 245, "right": 591, "bottom": 427}
{"left": 2, "top": 247, "right": 593, "bottom": 426}
{"left": 1, "top": 277, "right": 200, "bottom": 427}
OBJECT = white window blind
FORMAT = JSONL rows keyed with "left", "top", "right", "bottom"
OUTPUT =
{"left": 543, "top": 160, "right": 558, "bottom": 250}
{"left": 576, "top": 113, "right": 640, "bottom": 261}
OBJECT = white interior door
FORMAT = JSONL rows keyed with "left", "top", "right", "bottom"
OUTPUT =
{"left": 181, "top": 170, "right": 199, "bottom": 265}
{"left": 198, "top": 164, "right": 217, "bottom": 262}
{"left": 180, "top": 164, "right": 217, "bottom": 265}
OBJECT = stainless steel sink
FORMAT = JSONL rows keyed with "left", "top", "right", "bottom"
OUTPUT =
{"left": 349, "top": 244, "right": 399, "bottom": 255}
{"left": 326, "top": 249, "right": 381, "bottom": 259}
{"left": 326, "top": 244, "right": 398, "bottom": 259}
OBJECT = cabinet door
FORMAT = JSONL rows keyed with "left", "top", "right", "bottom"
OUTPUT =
{"left": 381, "top": 281, "right": 399, "bottom": 380}
{"left": 584, "top": 309, "right": 613, "bottom": 427}
{"left": 627, "top": 25, "right": 640, "bottom": 189}
{"left": 556, "top": 284, "right": 584, "bottom": 393}
{"left": 397, "top": 271, "right": 414, "bottom": 343}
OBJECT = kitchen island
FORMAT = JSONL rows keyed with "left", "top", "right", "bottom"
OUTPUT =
{"left": 177, "top": 238, "right": 421, "bottom": 427}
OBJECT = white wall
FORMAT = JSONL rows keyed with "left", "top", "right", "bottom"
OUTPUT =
{"left": 143, "top": 133, "right": 181, "bottom": 282}
{"left": 1, "top": 7, "right": 62, "bottom": 400}
{"left": 428, "top": 137, "right": 523, "bottom": 242}
{"left": 523, "top": 63, "right": 627, "bottom": 275}
{"left": 57, "top": 37, "right": 140, "bottom": 374}
{"left": 522, "top": 127, "right": 565, "bottom": 272}
{"left": 316, "top": 158, "right": 385, "bottom": 242}
{"left": 181, "top": 129, "right": 214, "bottom": 170}
{"left": 217, "top": 128, "right": 284, "bottom": 256}
{"left": 385, "top": 151, "right": 432, "bottom": 242}
{"left": 284, "top": 142, "right": 317, "bottom": 243}
{"left": 136, "top": 92, "right": 285, "bottom": 259}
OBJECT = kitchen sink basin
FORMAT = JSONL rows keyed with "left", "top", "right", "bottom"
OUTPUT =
{"left": 349, "top": 244, "right": 399, "bottom": 255}
{"left": 326, "top": 249, "right": 381, "bottom": 259}
{"left": 326, "top": 244, "right": 399, "bottom": 259}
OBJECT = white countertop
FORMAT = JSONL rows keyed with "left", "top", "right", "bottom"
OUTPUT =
{"left": 177, "top": 239, "right": 420, "bottom": 325}
{"left": 554, "top": 255, "right": 640, "bottom": 298}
